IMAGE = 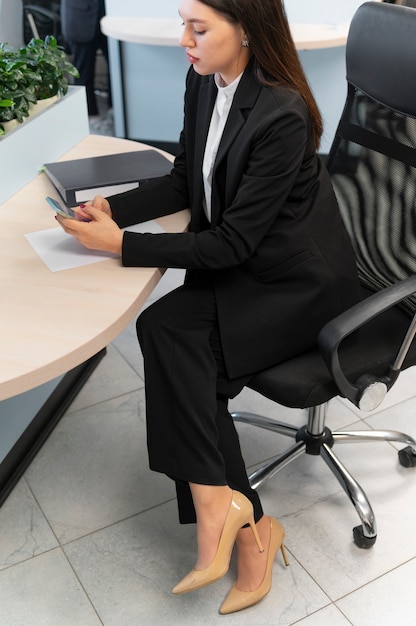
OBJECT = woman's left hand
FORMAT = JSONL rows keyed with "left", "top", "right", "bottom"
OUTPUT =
{"left": 55, "top": 205, "right": 123, "bottom": 255}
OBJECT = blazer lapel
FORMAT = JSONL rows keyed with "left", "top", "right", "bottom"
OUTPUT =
{"left": 210, "top": 69, "right": 262, "bottom": 223}
{"left": 215, "top": 68, "right": 261, "bottom": 166}
{"left": 190, "top": 66, "right": 261, "bottom": 228}
{"left": 192, "top": 76, "right": 217, "bottom": 224}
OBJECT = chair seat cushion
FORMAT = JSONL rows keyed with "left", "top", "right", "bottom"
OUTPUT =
{"left": 248, "top": 301, "right": 416, "bottom": 409}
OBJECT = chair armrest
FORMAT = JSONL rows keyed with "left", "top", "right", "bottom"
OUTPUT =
{"left": 23, "top": 6, "right": 61, "bottom": 41}
{"left": 24, "top": 6, "right": 59, "bottom": 21}
{"left": 317, "top": 274, "right": 416, "bottom": 410}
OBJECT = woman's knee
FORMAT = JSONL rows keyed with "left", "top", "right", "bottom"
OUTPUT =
{"left": 136, "top": 294, "right": 174, "bottom": 345}
{"left": 137, "top": 303, "right": 159, "bottom": 345}
{"left": 137, "top": 282, "right": 216, "bottom": 346}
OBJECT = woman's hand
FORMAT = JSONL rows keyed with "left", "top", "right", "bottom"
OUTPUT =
{"left": 56, "top": 202, "right": 123, "bottom": 256}
{"left": 77, "top": 194, "right": 112, "bottom": 219}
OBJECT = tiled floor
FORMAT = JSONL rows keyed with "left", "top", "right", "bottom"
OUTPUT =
{"left": 0, "top": 267, "right": 416, "bottom": 625}
{"left": 2, "top": 93, "right": 416, "bottom": 623}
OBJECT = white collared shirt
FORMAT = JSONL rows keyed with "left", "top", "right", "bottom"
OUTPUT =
{"left": 202, "top": 72, "right": 242, "bottom": 222}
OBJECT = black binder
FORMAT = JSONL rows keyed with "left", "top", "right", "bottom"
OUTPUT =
{"left": 43, "top": 149, "right": 173, "bottom": 206}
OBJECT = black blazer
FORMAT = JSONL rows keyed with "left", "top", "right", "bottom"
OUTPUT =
{"left": 110, "top": 64, "right": 361, "bottom": 378}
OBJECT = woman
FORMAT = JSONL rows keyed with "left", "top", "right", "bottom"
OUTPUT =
{"left": 57, "top": 0, "right": 361, "bottom": 614}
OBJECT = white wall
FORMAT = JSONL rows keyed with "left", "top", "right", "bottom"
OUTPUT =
{"left": 0, "top": 0, "right": 24, "bottom": 47}
{"left": 284, "top": 0, "right": 373, "bottom": 21}
{"left": 105, "top": 0, "right": 178, "bottom": 17}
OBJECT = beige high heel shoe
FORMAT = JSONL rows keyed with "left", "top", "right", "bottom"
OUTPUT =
{"left": 219, "top": 516, "right": 289, "bottom": 614}
{"left": 172, "top": 490, "right": 264, "bottom": 594}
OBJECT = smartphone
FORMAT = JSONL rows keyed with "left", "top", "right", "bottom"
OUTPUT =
{"left": 46, "top": 196, "right": 77, "bottom": 219}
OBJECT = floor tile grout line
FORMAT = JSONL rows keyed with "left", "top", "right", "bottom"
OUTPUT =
{"left": 65, "top": 385, "right": 145, "bottom": 416}
{"left": 60, "top": 545, "right": 106, "bottom": 625}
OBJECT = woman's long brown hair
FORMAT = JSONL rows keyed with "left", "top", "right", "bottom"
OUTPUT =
{"left": 198, "top": 0, "right": 323, "bottom": 150}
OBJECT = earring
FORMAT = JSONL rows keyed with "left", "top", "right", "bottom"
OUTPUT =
{"left": 242, "top": 38, "right": 250, "bottom": 47}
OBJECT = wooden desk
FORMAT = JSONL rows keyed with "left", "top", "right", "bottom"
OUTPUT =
{"left": 0, "top": 134, "right": 188, "bottom": 401}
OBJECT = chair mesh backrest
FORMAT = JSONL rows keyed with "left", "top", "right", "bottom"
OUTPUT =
{"left": 327, "top": 3, "right": 416, "bottom": 315}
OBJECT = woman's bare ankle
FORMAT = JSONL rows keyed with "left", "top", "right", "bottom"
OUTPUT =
{"left": 189, "top": 484, "right": 233, "bottom": 570}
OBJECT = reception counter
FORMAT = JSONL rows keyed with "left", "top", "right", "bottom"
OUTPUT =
{"left": 101, "top": 16, "right": 350, "bottom": 50}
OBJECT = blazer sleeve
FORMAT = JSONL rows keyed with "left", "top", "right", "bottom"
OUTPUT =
{"left": 118, "top": 96, "right": 310, "bottom": 270}
{"left": 109, "top": 129, "right": 190, "bottom": 229}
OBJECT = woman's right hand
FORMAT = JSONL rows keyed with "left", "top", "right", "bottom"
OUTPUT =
{"left": 76, "top": 194, "right": 112, "bottom": 220}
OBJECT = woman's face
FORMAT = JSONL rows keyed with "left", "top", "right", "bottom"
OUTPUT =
{"left": 178, "top": 0, "right": 250, "bottom": 85}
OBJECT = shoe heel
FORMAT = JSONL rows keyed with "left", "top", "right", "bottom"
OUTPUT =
{"left": 280, "top": 543, "right": 289, "bottom": 566}
{"left": 248, "top": 517, "right": 264, "bottom": 553}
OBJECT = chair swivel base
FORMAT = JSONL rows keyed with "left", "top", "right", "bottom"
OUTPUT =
{"left": 232, "top": 404, "right": 416, "bottom": 548}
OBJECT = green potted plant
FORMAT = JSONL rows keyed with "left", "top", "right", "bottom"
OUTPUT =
{"left": 0, "top": 98, "right": 14, "bottom": 135}
{"left": 0, "top": 43, "right": 39, "bottom": 135}
{"left": 0, "top": 36, "right": 79, "bottom": 136}
{"left": 24, "top": 35, "right": 79, "bottom": 101}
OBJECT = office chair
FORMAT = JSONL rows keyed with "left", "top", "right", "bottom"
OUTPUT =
{"left": 231, "top": 1, "right": 416, "bottom": 549}
{"left": 23, "top": 1, "right": 63, "bottom": 45}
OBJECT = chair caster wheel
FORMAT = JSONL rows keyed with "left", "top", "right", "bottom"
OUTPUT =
{"left": 398, "top": 446, "right": 416, "bottom": 468}
{"left": 353, "top": 525, "right": 377, "bottom": 549}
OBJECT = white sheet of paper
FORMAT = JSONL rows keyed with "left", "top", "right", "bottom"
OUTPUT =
{"left": 25, "top": 220, "right": 166, "bottom": 272}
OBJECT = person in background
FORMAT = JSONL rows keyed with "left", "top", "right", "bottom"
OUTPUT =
{"left": 56, "top": 0, "right": 361, "bottom": 615}
{"left": 60, "top": 0, "right": 110, "bottom": 116}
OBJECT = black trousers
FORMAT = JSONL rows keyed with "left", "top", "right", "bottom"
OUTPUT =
{"left": 136, "top": 278, "right": 263, "bottom": 524}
